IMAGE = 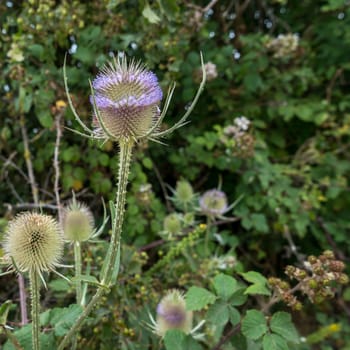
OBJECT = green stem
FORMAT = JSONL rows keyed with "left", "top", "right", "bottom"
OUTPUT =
{"left": 204, "top": 216, "right": 212, "bottom": 256}
{"left": 74, "top": 241, "right": 82, "bottom": 305}
{"left": 29, "top": 270, "right": 40, "bottom": 350}
{"left": 58, "top": 140, "right": 133, "bottom": 350}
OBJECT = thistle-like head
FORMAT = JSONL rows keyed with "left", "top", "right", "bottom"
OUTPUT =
{"left": 3, "top": 212, "right": 63, "bottom": 274}
{"left": 91, "top": 54, "right": 163, "bottom": 142}
{"left": 155, "top": 289, "right": 193, "bottom": 337}
{"left": 63, "top": 199, "right": 94, "bottom": 242}
{"left": 199, "top": 189, "right": 228, "bottom": 217}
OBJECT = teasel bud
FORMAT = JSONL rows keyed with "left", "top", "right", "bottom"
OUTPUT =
{"left": 3, "top": 212, "right": 63, "bottom": 273}
{"left": 199, "top": 189, "right": 228, "bottom": 217}
{"left": 163, "top": 213, "right": 182, "bottom": 236}
{"left": 91, "top": 54, "right": 163, "bottom": 142}
{"left": 174, "top": 180, "right": 195, "bottom": 208}
{"left": 155, "top": 289, "right": 193, "bottom": 337}
{"left": 63, "top": 199, "right": 94, "bottom": 242}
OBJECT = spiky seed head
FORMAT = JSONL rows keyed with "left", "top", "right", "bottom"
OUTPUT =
{"left": 91, "top": 54, "right": 163, "bottom": 142}
{"left": 163, "top": 213, "right": 182, "bottom": 235}
{"left": 3, "top": 212, "right": 63, "bottom": 273}
{"left": 199, "top": 189, "right": 228, "bottom": 216}
{"left": 63, "top": 200, "right": 94, "bottom": 242}
{"left": 155, "top": 289, "right": 193, "bottom": 337}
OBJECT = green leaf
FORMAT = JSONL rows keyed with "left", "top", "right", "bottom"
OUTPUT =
{"left": 164, "top": 329, "right": 186, "bottom": 350}
{"left": 228, "top": 305, "right": 241, "bottom": 326}
{"left": 230, "top": 287, "right": 248, "bottom": 306}
{"left": 0, "top": 300, "right": 12, "bottom": 325}
{"left": 213, "top": 273, "right": 238, "bottom": 300}
{"left": 142, "top": 4, "right": 161, "bottom": 24}
{"left": 263, "top": 333, "right": 288, "bottom": 350}
{"left": 185, "top": 286, "right": 216, "bottom": 311}
{"left": 241, "top": 271, "right": 268, "bottom": 284}
{"left": 36, "top": 110, "right": 53, "bottom": 128}
{"left": 242, "top": 310, "right": 268, "bottom": 340}
{"left": 50, "top": 304, "right": 83, "bottom": 337}
{"left": 241, "top": 271, "right": 271, "bottom": 296}
{"left": 270, "top": 312, "right": 299, "bottom": 343}
{"left": 206, "top": 301, "right": 229, "bottom": 326}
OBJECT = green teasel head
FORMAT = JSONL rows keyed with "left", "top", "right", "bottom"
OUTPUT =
{"left": 63, "top": 199, "right": 94, "bottom": 242}
{"left": 3, "top": 212, "right": 63, "bottom": 274}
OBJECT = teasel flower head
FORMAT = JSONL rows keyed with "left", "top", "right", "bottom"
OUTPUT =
{"left": 90, "top": 54, "right": 163, "bottom": 142}
{"left": 199, "top": 189, "right": 228, "bottom": 217}
{"left": 3, "top": 212, "right": 63, "bottom": 274}
{"left": 64, "top": 52, "right": 206, "bottom": 145}
{"left": 63, "top": 199, "right": 94, "bottom": 242}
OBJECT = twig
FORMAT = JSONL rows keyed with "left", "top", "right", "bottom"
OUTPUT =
{"left": 0, "top": 153, "right": 29, "bottom": 181}
{"left": 4, "top": 202, "right": 59, "bottom": 210}
{"left": 20, "top": 115, "right": 39, "bottom": 205}
{"left": 53, "top": 113, "right": 64, "bottom": 224}
{"left": 212, "top": 323, "right": 241, "bottom": 350}
{"left": 203, "top": 0, "right": 220, "bottom": 13}
{"left": 326, "top": 68, "right": 343, "bottom": 103}
{"left": 150, "top": 155, "right": 173, "bottom": 212}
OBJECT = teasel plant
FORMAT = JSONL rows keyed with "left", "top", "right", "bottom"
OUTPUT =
{"left": 58, "top": 52, "right": 206, "bottom": 349}
{"left": 1, "top": 212, "right": 64, "bottom": 350}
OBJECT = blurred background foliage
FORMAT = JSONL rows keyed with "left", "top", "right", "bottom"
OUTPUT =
{"left": 0, "top": 0, "right": 350, "bottom": 349}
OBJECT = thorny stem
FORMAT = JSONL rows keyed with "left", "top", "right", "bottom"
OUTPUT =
{"left": 58, "top": 140, "right": 134, "bottom": 350}
{"left": 74, "top": 242, "right": 82, "bottom": 305}
{"left": 29, "top": 270, "right": 40, "bottom": 350}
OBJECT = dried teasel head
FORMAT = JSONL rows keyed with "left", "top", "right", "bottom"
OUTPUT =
{"left": 3, "top": 212, "right": 63, "bottom": 274}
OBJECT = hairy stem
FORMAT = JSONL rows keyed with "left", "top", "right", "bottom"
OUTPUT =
{"left": 74, "top": 241, "right": 82, "bottom": 305}
{"left": 58, "top": 140, "right": 133, "bottom": 350}
{"left": 29, "top": 270, "right": 40, "bottom": 350}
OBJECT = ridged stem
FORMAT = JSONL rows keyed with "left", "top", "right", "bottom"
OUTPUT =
{"left": 74, "top": 241, "right": 82, "bottom": 305}
{"left": 29, "top": 270, "right": 40, "bottom": 350}
{"left": 58, "top": 140, "right": 133, "bottom": 350}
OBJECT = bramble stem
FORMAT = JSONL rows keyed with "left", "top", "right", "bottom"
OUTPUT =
{"left": 29, "top": 270, "right": 40, "bottom": 350}
{"left": 58, "top": 140, "right": 133, "bottom": 350}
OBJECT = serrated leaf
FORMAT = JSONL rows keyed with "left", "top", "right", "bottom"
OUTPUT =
{"left": 270, "top": 312, "right": 299, "bottom": 343}
{"left": 242, "top": 310, "right": 268, "bottom": 340}
{"left": 142, "top": 4, "right": 161, "bottom": 24}
{"left": 213, "top": 273, "right": 238, "bottom": 300}
{"left": 244, "top": 284, "right": 271, "bottom": 296}
{"left": 185, "top": 287, "right": 216, "bottom": 311}
{"left": 230, "top": 287, "right": 248, "bottom": 306}
{"left": 263, "top": 333, "right": 288, "bottom": 350}
{"left": 228, "top": 306, "right": 241, "bottom": 326}
{"left": 241, "top": 271, "right": 268, "bottom": 284}
{"left": 164, "top": 329, "right": 186, "bottom": 350}
{"left": 241, "top": 271, "right": 271, "bottom": 296}
{"left": 50, "top": 304, "right": 82, "bottom": 337}
{"left": 206, "top": 301, "right": 229, "bottom": 326}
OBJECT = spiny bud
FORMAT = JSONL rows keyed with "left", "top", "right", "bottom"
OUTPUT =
{"left": 155, "top": 290, "right": 193, "bottom": 337}
{"left": 199, "top": 189, "right": 228, "bottom": 217}
{"left": 91, "top": 54, "right": 163, "bottom": 142}
{"left": 174, "top": 180, "right": 195, "bottom": 207}
{"left": 63, "top": 200, "right": 94, "bottom": 242}
{"left": 293, "top": 302, "right": 303, "bottom": 311}
{"left": 163, "top": 213, "right": 182, "bottom": 235}
{"left": 3, "top": 212, "right": 63, "bottom": 273}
